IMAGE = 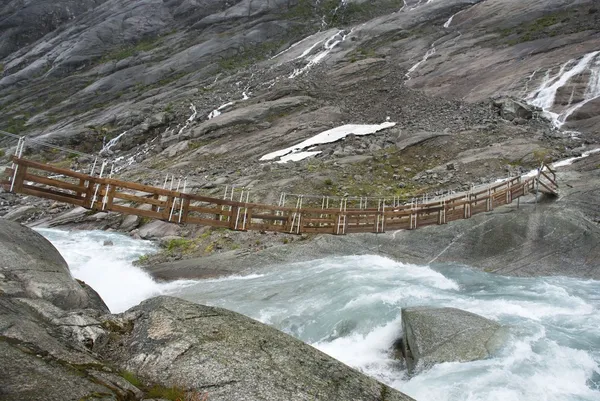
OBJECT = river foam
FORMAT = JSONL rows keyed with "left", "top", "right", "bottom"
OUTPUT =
{"left": 36, "top": 228, "right": 195, "bottom": 313}
{"left": 172, "top": 255, "right": 600, "bottom": 401}
{"left": 37, "top": 229, "right": 600, "bottom": 401}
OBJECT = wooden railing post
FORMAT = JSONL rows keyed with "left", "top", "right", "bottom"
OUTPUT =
{"left": 12, "top": 163, "right": 27, "bottom": 193}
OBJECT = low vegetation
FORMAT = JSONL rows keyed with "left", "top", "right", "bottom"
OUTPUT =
{"left": 497, "top": 6, "right": 600, "bottom": 45}
{"left": 121, "top": 371, "right": 208, "bottom": 401}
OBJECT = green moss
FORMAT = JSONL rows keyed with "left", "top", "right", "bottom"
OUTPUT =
{"left": 121, "top": 371, "right": 143, "bottom": 388}
{"left": 204, "top": 243, "right": 215, "bottom": 253}
{"left": 166, "top": 238, "right": 195, "bottom": 253}
{"left": 496, "top": 6, "right": 600, "bottom": 45}
{"left": 102, "top": 37, "right": 163, "bottom": 62}
{"left": 146, "top": 384, "right": 187, "bottom": 401}
{"left": 5, "top": 116, "right": 27, "bottom": 134}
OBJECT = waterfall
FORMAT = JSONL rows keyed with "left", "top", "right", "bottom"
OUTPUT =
{"left": 177, "top": 103, "right": 197, "bottom": 135}
{"left": 405, "top": 45, "right": 436, "bottom": 80}
{"left": 289, "top": 29, "right": 352, "bottom": 79}
{"left": 100, "top": 131, "right": 127, "bottom": 154}
{"left": 527, "top": 51, "right": 600, "bottom": 127}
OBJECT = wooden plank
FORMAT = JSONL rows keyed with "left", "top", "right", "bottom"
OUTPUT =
{"left": 539, "top": 170, "right": 558, "bottom": 186}
{"left": 114, "top": 192, "right": 166, "bottom": 207}
{"left": 24, "top": 172, "right": 86, "bottom": 193}
{"left": 537, "top": 180, "right": 557, "bottom": 194}
{"left": 303, "top": 218, "right": 337, "bottom": 224}
{"left": 20, "top": 186, "right": 85, "bottom": 207}
{"left": 180, "top": 198, "right": 191, "bottom": 224}
{"left": 12, "top": 157, "right": 92, "bottom": 180}
{"left": 111, "top": 204, "right": 163, "bottom": 220}
{"left": 186, "top": 216, "right": 229, "bottom": 227}
{"left": 302, "top": 227, "right": 337, "bottom": 234}
{"left": 188, "top": 205, "right": 232, "bottom": 216}
{"left": 251, "top": 214, "right": 288, "bottom": 222}
{"left": 84, "top": 180, "right": 95, "bottom": 209}
{"left": 76, "top": 178, "right": 85, "bottom": 197}
{"left": 106, "top": 185, "right": 116, "bottom": 210}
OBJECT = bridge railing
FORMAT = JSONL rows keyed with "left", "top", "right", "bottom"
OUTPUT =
{"left": 2, "top": 156, "right": 548, "bottom": 235}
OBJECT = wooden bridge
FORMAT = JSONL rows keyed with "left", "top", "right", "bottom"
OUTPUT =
{"left": 1, "top": 156, "right": 558, "bottom": 235}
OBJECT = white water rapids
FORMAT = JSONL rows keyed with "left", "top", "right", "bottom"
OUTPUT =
{"left": 38, "top": 228, "right": 600, "bottom": 401}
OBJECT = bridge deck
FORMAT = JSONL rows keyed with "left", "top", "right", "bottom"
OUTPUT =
{"left": 1, "top": 157, "right": 558, "bottom": 235}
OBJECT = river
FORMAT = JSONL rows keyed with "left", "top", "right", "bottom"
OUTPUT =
{"left": 38, "top": 228, "right": 600, "bottom": 401}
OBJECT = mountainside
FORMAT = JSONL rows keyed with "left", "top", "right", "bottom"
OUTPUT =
{"left": 0, "top": 0, "right": 599, "bottom": 203}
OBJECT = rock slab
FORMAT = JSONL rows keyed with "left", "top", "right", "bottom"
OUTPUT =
{"left": 102, "top": 296, "right": 414, "bottom": 401}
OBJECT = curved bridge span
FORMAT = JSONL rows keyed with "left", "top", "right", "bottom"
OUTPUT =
{"left": 2, "top": 156, "right": 558, "bottom": 235}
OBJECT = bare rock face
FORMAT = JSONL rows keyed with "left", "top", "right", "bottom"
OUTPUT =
{"left": 399, "top": 307, "right": 506, "bottom": 374}
{"left": 101, "top": 296, "right": 414, "bottom": 401}
{"left": 0, "top": 219, "right": 109, "bottom": 312}
{"left": 0, "top": 220, "right": 140, "bottom": 401}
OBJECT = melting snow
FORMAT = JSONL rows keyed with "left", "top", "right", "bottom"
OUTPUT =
{"left": 261, "top": 122, "right": 396, "bottom": 162}
{"left": 278, "top": 151, "right": 323, "bottom": 163}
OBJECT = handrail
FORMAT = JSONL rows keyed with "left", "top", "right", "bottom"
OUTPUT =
{"left": 1, "top": 157, "right": 556, "bottom": 235}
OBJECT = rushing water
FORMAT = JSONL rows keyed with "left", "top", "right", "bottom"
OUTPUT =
{"left": 38, "top": 229, "right": 600, "bottom": 401}
{"left": 35, "top": 228, "right": 191, "bottom": 313}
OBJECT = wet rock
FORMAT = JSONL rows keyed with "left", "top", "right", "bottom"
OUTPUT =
{"left": 100, "top": 296, "right": 413, "bottom": 401}
{"left": 138, "top": 220, "right": 180, "bottom": 240}
{"left": 0, "top": 220, "right": 109, "bottom": 311}
{"left": 399, "top": 307, "right": 506, "bottom": 374}
{"left": 120, "top": 214, "right": 141, "bottom": 231}
{"left": 103, "top": 240, "right": 114, "bottom": 246}
{"left": 1, "top": 205, "right": 38, "bottom": 222}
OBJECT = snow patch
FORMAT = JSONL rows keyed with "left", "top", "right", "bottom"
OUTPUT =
{"left": 261, "top": 122, "right": 396, "bottom": 162}
{"left": 278, "top": 151, "right": 323, "bottom": 163}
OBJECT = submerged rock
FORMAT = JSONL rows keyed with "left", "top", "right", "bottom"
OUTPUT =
{"left": 399, "top": 307, "right": 506, "bottom": 374}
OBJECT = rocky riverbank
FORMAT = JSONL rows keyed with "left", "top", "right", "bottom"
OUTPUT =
{"left": 142, "top": 151, "right": 600, "bottom": 281}
{"left": 0, "top": 219, "right": 414, "bottom": 401}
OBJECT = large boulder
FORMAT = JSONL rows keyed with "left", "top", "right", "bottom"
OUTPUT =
{"left": 100, "top": 296, "right": 414, "bottom": 401}
{"left": 0, "top": 221, "right": 140, "bottom": 401}
{"left": 493, "top": 97, "right": 535, "bottom": 121}
{"left": 399, "top": 307, "right": 506, "bottom": 374}
{"left": 0, "top": 219, "right": 109, "bottom": 312}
